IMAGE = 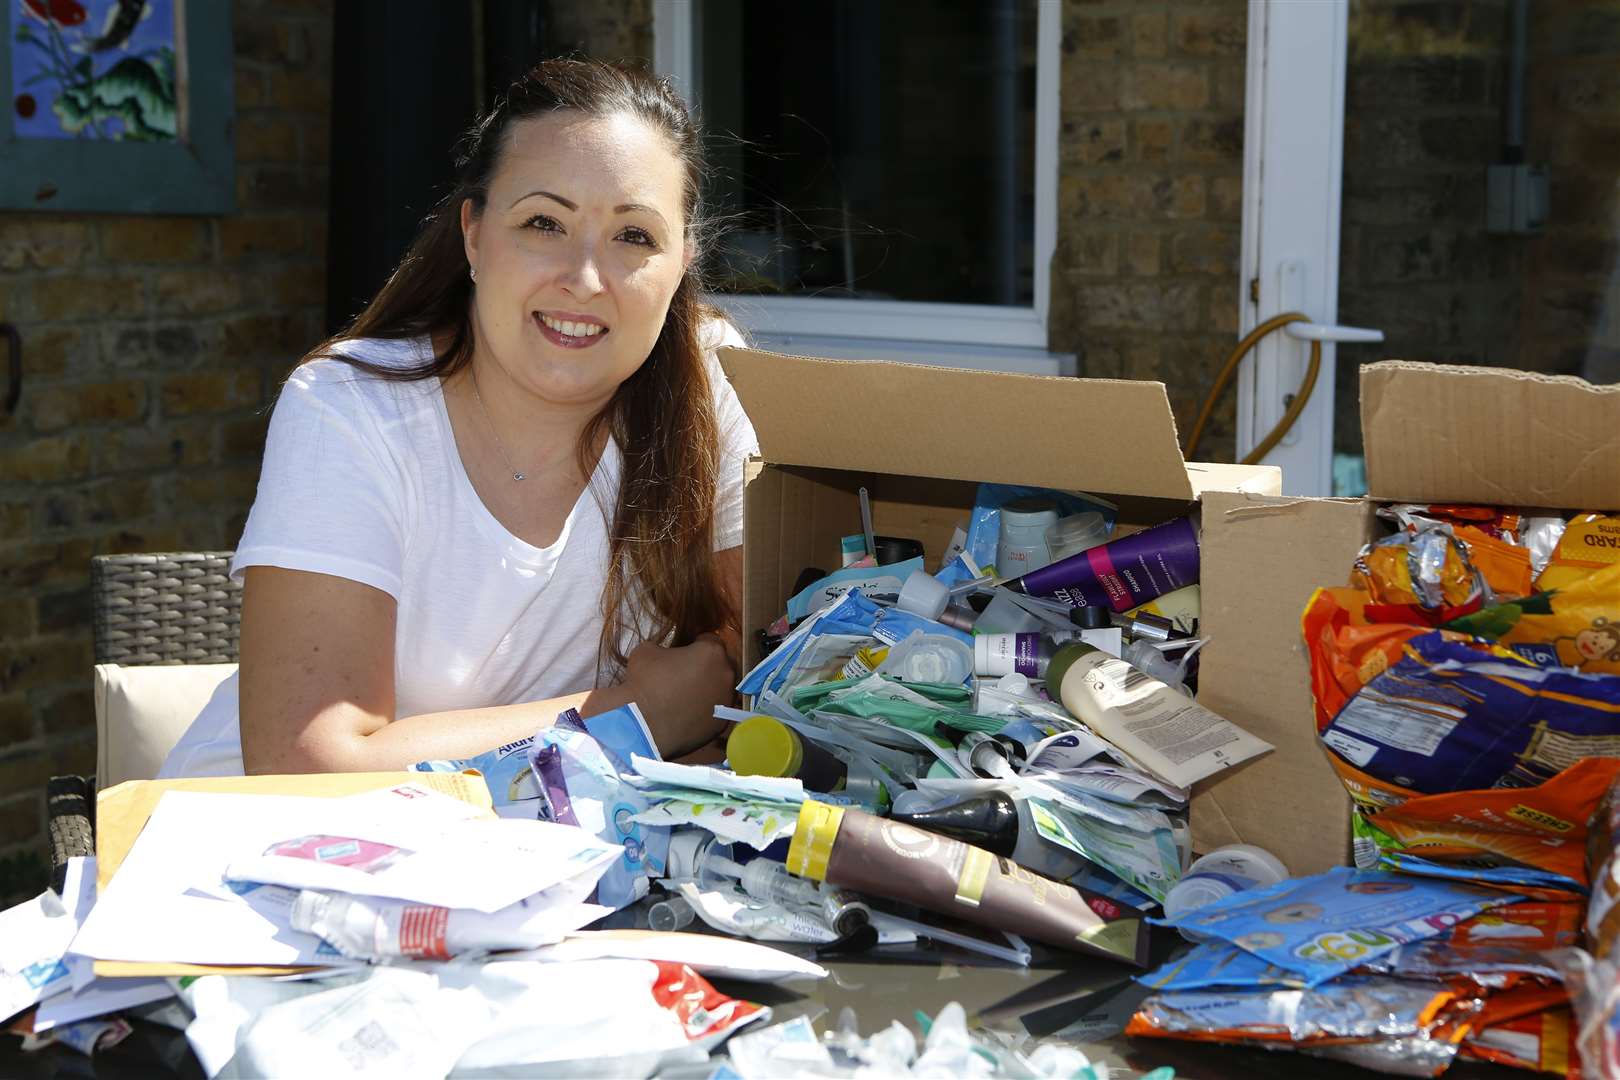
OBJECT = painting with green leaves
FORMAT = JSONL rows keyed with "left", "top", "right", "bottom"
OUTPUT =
{"left": 13, "top": 0, "right": 179, "bottom": 141}
{"left": 1, "top": 0, "right": 233, "bottom": 213}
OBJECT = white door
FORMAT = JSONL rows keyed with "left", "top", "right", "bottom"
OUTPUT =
{"left": 1237, "top": 1, "right": 1380, "bottom": 497}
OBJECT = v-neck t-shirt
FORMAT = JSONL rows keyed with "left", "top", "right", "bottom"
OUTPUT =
{"left": 160, "top": 324, "right": 758, "bottom": 778}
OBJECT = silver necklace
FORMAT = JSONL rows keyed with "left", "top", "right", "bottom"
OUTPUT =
{"left": 469, "top": 367, "right": 526, "bottom": 481}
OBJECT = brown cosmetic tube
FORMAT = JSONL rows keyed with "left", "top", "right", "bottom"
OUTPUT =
{"left": 786, "top": 800, "right": 1148, "bottom": 967}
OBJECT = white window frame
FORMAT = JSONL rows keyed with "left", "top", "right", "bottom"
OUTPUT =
{"left": 653, "top": 0, "right": 1064, "bottom": 360}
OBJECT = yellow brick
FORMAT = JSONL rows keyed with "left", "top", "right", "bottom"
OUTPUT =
{"left": 100, "top": 219, "right": 208, "bottom": 263}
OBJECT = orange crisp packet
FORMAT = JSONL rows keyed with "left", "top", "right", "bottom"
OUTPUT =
{"left": 1357, "top": 758, "right": 1620, "bottom": 891}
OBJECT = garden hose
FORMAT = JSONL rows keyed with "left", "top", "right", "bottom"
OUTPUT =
{"left": 1183, "top": 312, "right": 1321, "bottom": 465}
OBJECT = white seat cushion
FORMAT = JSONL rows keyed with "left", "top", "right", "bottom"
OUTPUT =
{"left": 94, "top": 663, "right": 237, "bottom": 789}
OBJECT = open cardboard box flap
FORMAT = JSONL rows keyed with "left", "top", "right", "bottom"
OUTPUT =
{"left": 719, "top": 347, "right": 1201, "bottom": 501}
{"left": 1363, "top": 360, "right": 1620, "bottom": 510}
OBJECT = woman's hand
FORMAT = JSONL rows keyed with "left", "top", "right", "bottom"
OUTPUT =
{"left": 622, "top": 634, "right": 737, "bottom": 757}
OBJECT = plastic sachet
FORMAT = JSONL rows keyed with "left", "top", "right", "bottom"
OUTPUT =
{"left": 1307, "top": 1032, "right": 1465, "bottom": 1078}
{"left": 785, "top": 558, "right": 925, "bottom": 623}
{"left": 737, "top": 591, "right": 882, "bottom": 700}
{"left": 530, "top": 705, "right": 669, "bottom": 910}
{"left": 964, "top": 484, "right": 1115, "bottom": 578}
{"left": 1138, "top": 941, "right": 1306, "bottom": 993}
{"left": 1125, "top": 974, "right": 1478, "bottom": 1045}
{"left": 1153, "top": 867, "right": 1522, "bottom": 986}
{"left": 412, "top": 735, "right": 543, "bottom": 819}
{"left": 1024, "top": 795, "right": 1182, "bottom": 905}
{"left": 1358, "top": 900, "right": 1579, "bottom": 988}
{"left": 791, "top": 675, "right": 1004, "bottom": 737}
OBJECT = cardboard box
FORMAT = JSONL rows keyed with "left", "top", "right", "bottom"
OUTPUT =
{"left": 720, "top": 349, "right": 1620, "bottom": 879}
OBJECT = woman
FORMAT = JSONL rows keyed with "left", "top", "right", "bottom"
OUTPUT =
{"left": 161, "top": 59, "right": 753, "bottom": 776}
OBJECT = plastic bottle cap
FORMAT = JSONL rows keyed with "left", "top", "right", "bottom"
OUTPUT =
{"left": 897, "top": 571, "right": 950, "bottom": 620}
{"left": 727, "top": 715, "right": 803, "bottom": 779}
{"left": 1184, "top": 843, "right": 1289, "bottom": 884}
{"left": 1162, "top": 873, "right": 1245, "bottom": 923}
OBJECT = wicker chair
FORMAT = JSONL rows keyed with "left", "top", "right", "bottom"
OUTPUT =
{"left": 49, "top": 553, "right": 241, "bottom": 890}
{"left": 91, "top": 551, "right": 242, "bottom": 666}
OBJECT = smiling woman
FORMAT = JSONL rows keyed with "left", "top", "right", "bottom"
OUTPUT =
{"left": 158, "top": 59, "right": 758, "bottom": 778}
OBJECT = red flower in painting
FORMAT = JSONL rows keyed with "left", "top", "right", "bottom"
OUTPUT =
{"left": 22, "top": 0, "right": 88, "bottom": 26}
{"left": 14, "top": 94, "right": 37, "bottom": 119}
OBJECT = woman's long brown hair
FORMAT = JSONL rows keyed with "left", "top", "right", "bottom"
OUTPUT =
{"left": 303, "top": 58, "right": 733, "bottom": 675}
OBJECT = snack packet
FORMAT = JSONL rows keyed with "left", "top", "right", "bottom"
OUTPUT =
{"left": 1497, "top": 562, "right": 1620, "bottom": 675}
{"left": 1348, "top": 758, "right": 1620, "bottom": 890}
{"left": 1351, "top": 526, "right": 1487, "bottom": 618}
{"left": 1316, "top": 631, "right": 1620, "bottom": 795}
{"left": 1137, "top": 941, "right": 1305, "bottom": 992}
{"left": 1462, "top": 1007, "right": 1581, "bottom": 1078}
{"left": 1584, "top": 772, "right": 1620, "bottom": 957}
{"left": 1538, "top": 513, "right": 1620, "bottom": 592}
{"left": 1154, "top": 867, "right": 1521, "bottom": 985}
{"left": 1125, "top": 974, "right": 1475, "bottom": 1044}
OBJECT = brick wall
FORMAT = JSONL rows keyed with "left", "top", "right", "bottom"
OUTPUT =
{"left": 0, "top": 0, "right": 333, "bottom": 903}
{"left": 1048, "top": 1, "right": 1249, "bottom": 461}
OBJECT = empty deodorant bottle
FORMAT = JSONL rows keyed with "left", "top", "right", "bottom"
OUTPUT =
{"left": 727, "top": 715, "right": 848, "bottom": 793}
{"left": 888, "top": 790, "right": 1088, "bottom": 883}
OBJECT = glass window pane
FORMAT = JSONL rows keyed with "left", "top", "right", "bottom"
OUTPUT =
{"left": 698, "top": 0, "right": 1038, "bottom": 307}
{"left": 1333, "top": 1, "right": 1620, "bottom": 462}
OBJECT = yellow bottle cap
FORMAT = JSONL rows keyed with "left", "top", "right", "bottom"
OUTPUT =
{"left": 726, "top": 715, "right": 803, "bottom": 779}
{"left": 786, "top": 800, "right": 845, "bottom": 882}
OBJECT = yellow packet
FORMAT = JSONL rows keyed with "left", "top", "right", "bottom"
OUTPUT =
{"left": 1538, "top": 513, "right": 1620, "bottom": 592}
{"left": 1500, "top": 560, "right": 1620, "bottom": 673}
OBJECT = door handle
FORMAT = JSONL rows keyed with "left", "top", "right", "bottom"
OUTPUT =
{"left": 1281, "top": 322, "right": 1385, "bottom": 344}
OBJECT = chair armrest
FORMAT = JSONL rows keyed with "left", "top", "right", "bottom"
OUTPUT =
{"left": 47, "top": 774, "right": 95, "bottom": 895}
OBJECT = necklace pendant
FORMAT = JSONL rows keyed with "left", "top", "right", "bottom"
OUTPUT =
{"left": 512, "top": 472, "right": 526, "bottom": 481}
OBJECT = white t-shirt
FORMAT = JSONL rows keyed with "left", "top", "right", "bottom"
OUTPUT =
{"left": 160, "top": 325, "right": 757, "bottom": 777}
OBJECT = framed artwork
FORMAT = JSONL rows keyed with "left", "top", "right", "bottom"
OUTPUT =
{"left": 1, "top": 0, "right": 233, "bottom": 213}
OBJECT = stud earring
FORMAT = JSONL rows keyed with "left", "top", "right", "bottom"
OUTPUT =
{"left": 469, "top": 267, "right": 478, "bottom": 282}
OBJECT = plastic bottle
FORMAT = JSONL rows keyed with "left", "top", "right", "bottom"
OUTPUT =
{"left": 974, "top": 627, "right": 1122, "bottom": 678}
{"left": 1162, "top": 845, "right": 1289, "bottom": 941}
{"left": 997, "top": 498, "right": 1061, "bottom": 576}
{"left": 1045, "top": 641, "right": 1271, "bottom": 789}
{"left": 887, "top": 790, "right": 1089, "bottom": 883}
{"left": 727, "top": 715, "right": 848, "bottom": 793}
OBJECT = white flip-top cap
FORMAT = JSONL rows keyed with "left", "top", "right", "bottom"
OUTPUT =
{"left": 897, "top": 571, "right": 949, "bottom": 620}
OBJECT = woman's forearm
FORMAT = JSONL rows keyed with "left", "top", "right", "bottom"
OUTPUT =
{"left": 252, "top": 683, "right": 638, "bottom": 774}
